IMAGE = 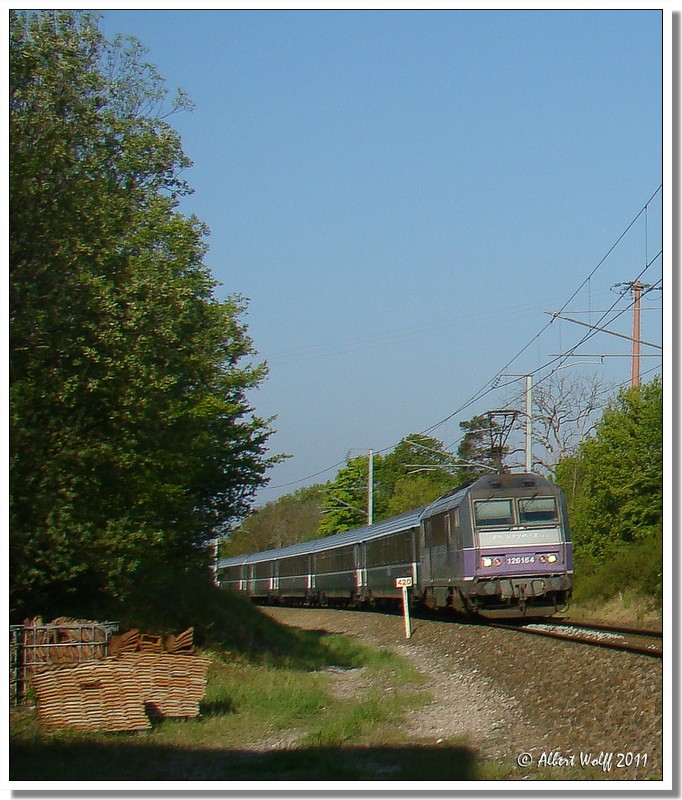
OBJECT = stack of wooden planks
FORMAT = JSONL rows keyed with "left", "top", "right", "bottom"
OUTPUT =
{"left": 119, "top": 653, "right": 211, "bottom": 720}
{"left": 108, "top": 627, "right": 195, "bottom": 656}
{"left": 31, "top": 660, "right": 151, "bottom": 733}
{"left": 30, "top": 627, "right": 210, "bottom": 733}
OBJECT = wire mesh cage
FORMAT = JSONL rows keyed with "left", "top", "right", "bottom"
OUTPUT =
{"left": 10, "top": 626, "right": 23, "bottom": 706}
{"left": 10, "top": 619, "right": 119, "bottom": 705}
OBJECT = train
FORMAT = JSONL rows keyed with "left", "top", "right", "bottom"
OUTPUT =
{"left": 216, "top": 472, "right": 573, "bottom": 618}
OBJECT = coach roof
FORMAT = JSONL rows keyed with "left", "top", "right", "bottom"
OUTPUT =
{"left": 217, "top": 507, "right": 423, "bottom": 569}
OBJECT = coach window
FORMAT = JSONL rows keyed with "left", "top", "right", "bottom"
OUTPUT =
{"left": 450, "top": 508, "right": 460, "bottom": 539}
{"left": 474, "top": 499, "right": 513, "bottom": 527}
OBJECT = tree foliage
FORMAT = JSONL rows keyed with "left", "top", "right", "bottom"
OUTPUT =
{"left": 383, "top": 473, "right": 452, "bottom": 518}
{"left": 10, "top": 11, "right": 277, "bottom": 617}
{"left": 222, "top": 486, "right": 324, "bottom": 557}
{"left": 224, "top": 435, "right": 457, "bottom": 550}
{"left": 318, "top": 435, "right": 455, "bottom": 536}
{"left": 317, "top": 455, "right": 372, "bottom": 536}
{"left": 454, "top": 415, "right": 500, "bottom": 484}
{"left": 380, "top": 435, "right": 454, "bottom": 516}
{"left": 555, "top": 377, "right": 662, "bottom": 561}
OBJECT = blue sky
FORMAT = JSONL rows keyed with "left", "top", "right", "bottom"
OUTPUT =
{"left": 100, "top": 9, "right": 664, "bottom": 504}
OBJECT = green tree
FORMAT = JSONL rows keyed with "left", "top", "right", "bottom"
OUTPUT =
{"left": 222, "top": 485, "right": 325, "bottom": 556}
{"left": 383, "top": 473, "right": 452, "bottom": 517}
{"left": 555, "top": 377, "right": 662, "bottom": 561}
{"left": 318, "top": 456, "right": 374, "bottom": 536}
{"left": 381, "top": 434, "right": 454, "bottom": 485}
{"left": 381, "top": 434, "right": 454, "bottom": 515}
{"left": 455, "top": 414, "right": 499, "bottom": 484}
{"left": 10, "top": 11, "right": 277, "bottom": 617}
{"left": 318, "top": 434, "right": 456, "bottom": 535}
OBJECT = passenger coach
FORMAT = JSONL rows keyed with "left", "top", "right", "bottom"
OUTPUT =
{"left": 217, "top": 509, "right": 423, "bottom": 607}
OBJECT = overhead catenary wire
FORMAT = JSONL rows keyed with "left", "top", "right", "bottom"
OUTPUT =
{"left": 421, "top": 213, "right": 661, "bottom": 443}
{"left": 268, "top": 458, "right": 351, "bottom": 490}
{"left": 449, "top": 271, "right": 663, "bottom": 450}
{"left": 265, "top": 187, "right": 663, "bottom": 493}
{"left": 419, "top": 242, "right": 662, "bottom": 438}
{"left": 498, "top": 266, "right": 663, "bottom": 414}
{"left": 264, "top": 297, "right": 572, "bottom": 364}
{"left": 485, "top": 270, "right": 664, "bottom": 431}
{"left": 529, "top": 252, "right": 662, "bottom": 388}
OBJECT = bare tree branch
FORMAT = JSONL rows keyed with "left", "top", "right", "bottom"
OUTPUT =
{"left": 532, "top": 373, "right": 613, "bottom": 475}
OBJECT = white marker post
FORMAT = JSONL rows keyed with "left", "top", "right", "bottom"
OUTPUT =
{"left": 395, "top": 577, "right": 413, "bottom": 639}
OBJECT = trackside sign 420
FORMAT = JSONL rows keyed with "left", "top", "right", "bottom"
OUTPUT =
{"left": 395, "top": 577, "right": 413, "bottom": 588}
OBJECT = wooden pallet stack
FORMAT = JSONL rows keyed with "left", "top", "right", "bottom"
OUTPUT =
{"left": 30, "top": 627, "right": 210, "bottom": 733}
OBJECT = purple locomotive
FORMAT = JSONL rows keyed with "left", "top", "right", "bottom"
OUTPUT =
{"left": 418, "top": 472, "right": 572, "bottom": 617}
{"left": 217, "top": 472, "right": 572, "bottom": 619}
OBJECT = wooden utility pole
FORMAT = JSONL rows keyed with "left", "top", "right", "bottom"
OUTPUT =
{"left": 631, "top": 281, "right": 644, "bottom": 387}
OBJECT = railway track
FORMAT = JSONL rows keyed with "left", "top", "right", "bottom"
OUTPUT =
{"left": 487, "top": 617, "right": 663, "bottom": 658}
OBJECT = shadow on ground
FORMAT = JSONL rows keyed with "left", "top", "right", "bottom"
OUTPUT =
{"left": 10, "top": 740, "right": 477, "bottom": 781}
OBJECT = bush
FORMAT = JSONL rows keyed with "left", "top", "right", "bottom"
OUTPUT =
{"left": 572, "top": 525, "right": 662, "bottom": 606}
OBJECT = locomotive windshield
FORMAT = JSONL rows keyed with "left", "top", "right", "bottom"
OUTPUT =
{"left": 473, "top": 494, "right": 564, "bottom": 545}
{"left": 518, "top": 497, "right": 558, "bottom": 524}
{"left": 474, "top": 499, "right": 513, "bottom": 527}
{"left": 474, "top": 496, "right": 560, "bottom": 528}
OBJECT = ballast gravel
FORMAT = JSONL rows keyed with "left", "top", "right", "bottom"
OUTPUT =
{"left": 262, "top": 606, "right": 664, "bottom": 780}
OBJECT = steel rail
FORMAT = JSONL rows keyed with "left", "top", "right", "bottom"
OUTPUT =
{"left": 552, "top": 618, "right": 663, "bottom": 639}
{"left": 487, "top": 621, "right": 663, "bottom": 658}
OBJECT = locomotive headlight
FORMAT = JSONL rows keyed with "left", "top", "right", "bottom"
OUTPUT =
{"left": 547, "top": 554, "right": 558, "bottom": 564}
{"left": 481, "top": 556, "right": 494, "bottom": 568}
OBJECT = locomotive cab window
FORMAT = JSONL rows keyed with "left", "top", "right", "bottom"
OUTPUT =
{"left": 518, "top": 497, "right": 558, "bottom": 524}
{"left": 474, "top": 499, "right": 513, "bottom": 527}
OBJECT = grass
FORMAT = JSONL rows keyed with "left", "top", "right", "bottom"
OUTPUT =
{"left": 10, "top": 623, "right": 447, "bottom": 781}
{"left": 299, "top": 689, "right": 429, "bottom": 749}
{"left": 16, "top": 616, "right": 574, "bottom": 781}
{"left": 568, "top": 593, "right": 662, "bottom": 629}
{"left": 10, "top": 593, "right": 661, "bottom": 782}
